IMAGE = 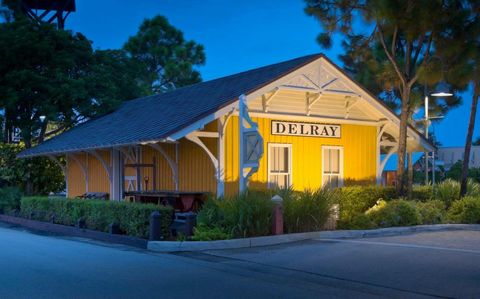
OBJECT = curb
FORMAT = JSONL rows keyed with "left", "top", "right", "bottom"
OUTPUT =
{"left": 147, "top": 224, "right": 480, "bottom": 253}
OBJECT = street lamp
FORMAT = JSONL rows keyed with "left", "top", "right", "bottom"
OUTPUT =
{"left": 424, "top": 82, "right": 452, "bottom": 185}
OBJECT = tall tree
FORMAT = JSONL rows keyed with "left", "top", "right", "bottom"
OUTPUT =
{"left": 474, "top": 137, "right": 480, "bottom": 146}
{"left": 305, "top": 0, "right": 473, "bottom": 195}
{"left": 0, "top": 19, "right": 145, "bottom": 147}
{"left": 124, "top": 15, "right": 206, "bottom": 94}
{"left": 460, "top": 34, "right": 480, "bottom": 196}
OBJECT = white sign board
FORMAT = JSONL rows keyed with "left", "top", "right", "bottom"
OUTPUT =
{"left": 271, "top": 120, "right": 341, "bottom": 138}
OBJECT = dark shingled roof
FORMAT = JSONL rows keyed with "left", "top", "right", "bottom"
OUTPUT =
{"left": 19, "top": 54, "right": 322, "bottom": 157}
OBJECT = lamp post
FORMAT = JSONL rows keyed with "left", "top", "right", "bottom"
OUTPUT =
{"left": 424, "top": 83, "right": 452, "bottom": 185}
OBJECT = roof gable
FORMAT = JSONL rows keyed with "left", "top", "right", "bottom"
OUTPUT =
{"left": 18, "top": 53, "right": 433, "bottom": 158}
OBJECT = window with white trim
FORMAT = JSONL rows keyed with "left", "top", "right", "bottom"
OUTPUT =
{"left": 322, "top": 146, "right": 343, "bottom": 188}
{"left": 268, "top": 144, "right": 292, "bottom": 189}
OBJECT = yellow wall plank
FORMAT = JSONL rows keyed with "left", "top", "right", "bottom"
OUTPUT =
{"left": 224, "top": 116, "right": 377, "bottom": 196}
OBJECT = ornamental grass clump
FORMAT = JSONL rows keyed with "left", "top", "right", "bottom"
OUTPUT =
{"left": 283, "top": 188, "right": 335, "bottom": 233}
{"left": 194, "top": 190, "right": 274, "bottom": 240}
{"left": 435, "top": 179, "right": 480, "bottom": 207}
{"left": 446, "top": 196, "right": 480, "bottom": 224}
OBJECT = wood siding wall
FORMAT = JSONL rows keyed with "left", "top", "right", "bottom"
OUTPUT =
{"left": 66, "top": 117, "right": 377, "bottom": 199}
{"left": 67, "top": 151, "right": 110, "bottom": 198}
{"left": 224, "top": 116, "right": 377, "bottom": 196}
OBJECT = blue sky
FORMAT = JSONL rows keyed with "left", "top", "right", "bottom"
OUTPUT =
{"left": 66, "top": 0, "right": 479, "bottom": 147}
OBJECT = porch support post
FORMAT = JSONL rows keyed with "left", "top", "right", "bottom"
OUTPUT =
{"left": 111, "top": 148, "right": 122, "bottom": 201}
{"left": 217, "top": 111, "right": 233, "bottom": 197}
{"left": 379, "top": 145, "right": 398, "bottom": 184}
{"left": 376, "top": 126, "right": 382, "bottom": 185}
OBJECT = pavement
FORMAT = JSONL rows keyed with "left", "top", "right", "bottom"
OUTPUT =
{"left": 1, "top": 222, "right": 479, "bottom": 299}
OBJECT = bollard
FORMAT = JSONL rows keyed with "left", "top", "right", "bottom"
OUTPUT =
{"left": 271, "top": 195, "right": 284, "bottom": 235}
{"left": 109, "top": 223, "right": 120, "bottom": 234}
{"left": 149, "top": 211, "right": 163, "bottom": 241}
{"left": 76, "top": 218, "right": 86, "bottom": 229}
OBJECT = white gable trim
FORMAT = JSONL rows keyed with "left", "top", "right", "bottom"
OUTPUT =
{"left": 165, "top": 55, "right": 433, "bottom": 152}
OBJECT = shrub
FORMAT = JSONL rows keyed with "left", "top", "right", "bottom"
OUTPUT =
{"left": 196, "top": 198, "right": 224, "bottom": 228}
{"left": 346, "top": 213, "right": 376, "bottom": 230}
{"left": 20, "top": 197, "right": 173, "bottom": 238}
{"left": 0, "top": 186, "right": 22, "bottom": 213}
{"left": 367, "top": 200, "right": 420, "bottom": 227}
{"left": 221, "top": 191, "right": 274, "bottom": 238}
{"left": 336, "top": 185, "right": 395, "bottom": 227}
{"left": 446, "top": 197, "right": 480, "bottom": 224}
{"left": 411, "top": 185, "right": 433, "bottom": 202}
{"left": 0, "top": 143, "right": 64, "bottom": 195}
{"left": 283, "top": 188, "right": 335, "bottom": 233}
{"left": 434, "top": 179, "right": 480, "bottom": 207}
{"left": 191, "top": 224, "right": 231, "bottom": 241}
{"left": 195, "top": 190, "right": 274, "bottom": 239}
{"left": 435, "top": 179, "right": 460, "bottom": 207}
{"left": 415, "top": 200, "right": 446, "bottom": 225}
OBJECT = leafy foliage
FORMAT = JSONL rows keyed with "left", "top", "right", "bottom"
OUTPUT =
{"left": 366, "top": 200, "right": 421, "bottom": 228}
{"left": 124, "top": 15, "right": 206, "bottom": 94}
{"left": 282, "top": 188, "right": 335, "bottom": 233}
{"left": 0, "top": 19, "right": 147, "bottom": 147}
{"left": 335, "top": 185, "right": 396, "bottom": 227}
{"left": 195, "top": 190, "right": 274, "bottom": 240}
{"left": 0, "top": 143, "right": 64, "bottom": 195}
{"left": 435, "top": 179, "right": 480, "bottom": 207}
{"left": 446, "top": 196, "right": 480, "bottom": 224}
{"left": 0, "top": 186, "right": 22, "bottom": 213}
{"left": 20, "top": 197, "right": 173, "bottom": 238}
{"left": 415, "top": 200, "right": 446, "bottom": 225}
{"left": 192, "top": 225, "right": 231, "bottom": 241}
{"left": 445, "top": 160, "right": 480, "bottom": 183}
{"left": 304, "top": 0, "right": 478, "bottom": 195}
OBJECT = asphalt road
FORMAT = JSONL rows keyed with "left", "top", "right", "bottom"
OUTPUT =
{"left": 0, "top": 222, "right": 479, "bottom": 299}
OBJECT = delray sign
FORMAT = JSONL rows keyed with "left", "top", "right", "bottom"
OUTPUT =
{"left": 271, "top": 120, "right": 341, "bottom": 138}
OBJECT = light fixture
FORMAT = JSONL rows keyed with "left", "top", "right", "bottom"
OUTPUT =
{"left": 39, "top": 115, "right": 46, "bottom": 122}
{"left": 431, "top": 81, "right": 453, "bottom": 97}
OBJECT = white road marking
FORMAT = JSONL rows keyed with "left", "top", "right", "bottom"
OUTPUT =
{"left": 315, "top": 238, "right": 480, "bottom": 255}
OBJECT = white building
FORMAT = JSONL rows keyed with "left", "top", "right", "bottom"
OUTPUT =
{"left": 437, "top": 146, "right": 480, "bottom": 170}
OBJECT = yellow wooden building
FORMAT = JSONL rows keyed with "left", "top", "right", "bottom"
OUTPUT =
{"left": 19, "top": 54, "right": 433, "bottom": 200}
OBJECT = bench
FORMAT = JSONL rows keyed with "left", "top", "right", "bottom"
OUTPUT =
{"left": 77, "top": 192, "right": 109, "bottom": 200}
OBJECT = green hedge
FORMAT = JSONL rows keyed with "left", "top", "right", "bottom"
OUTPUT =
{"left": 446, "top": 196, "right": 480, "bottom": 224}
{"left": 0, "top": 187, "right": 22, "bottom": 213}
{"left": 20, "top": 197, "right": 173, "bottom": 239}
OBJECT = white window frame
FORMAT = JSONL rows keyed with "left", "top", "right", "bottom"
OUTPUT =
{"left": 321, "top": 145, "right": 344, "bottom": 188}
{"left": 267, "top": 143, "right": 292, "bottom": 189}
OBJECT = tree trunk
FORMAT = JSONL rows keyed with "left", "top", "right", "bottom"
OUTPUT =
{"left": 460, "top": 82, "right": 480, "bottom": 197}
{"left": 396, "top": 93, "right": 410, "bottom": 196}
{"left": 407, "top": 151, "right": 413, "bottom": 199}
{"left": 38, "top": 120, "right": 48, "bottom": 144}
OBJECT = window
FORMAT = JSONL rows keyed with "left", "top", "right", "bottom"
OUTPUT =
{"left": 268, "top": 144, "right": 292, "bottom": 189}
{"left": 322, "top": 146, "right": 343, "bottom": 188}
